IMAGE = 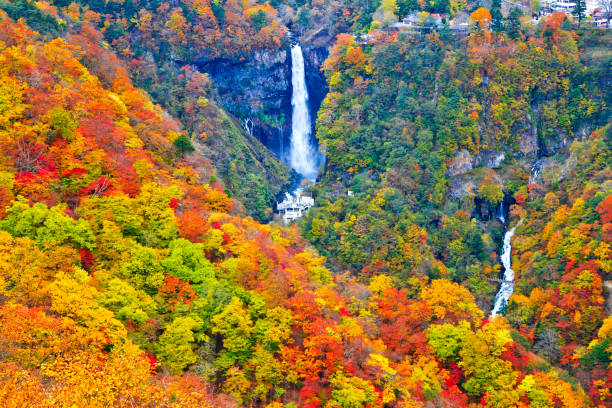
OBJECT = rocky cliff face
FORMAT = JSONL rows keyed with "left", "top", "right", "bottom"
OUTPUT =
{"left": 194, "top": 42, "right": 329, "bottom": 178}
{"left": 303, "top": 45, "right": 329, "bottom": 126}
{"left": 194, "top": 49, "right": 293, "bottom": 160}
{"left": 190, "top": 100, "right": 294, "bottom": 222}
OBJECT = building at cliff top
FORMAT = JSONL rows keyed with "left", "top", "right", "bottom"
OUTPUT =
{"left": 276, "top": 192, "right": 314, "bottom": 223}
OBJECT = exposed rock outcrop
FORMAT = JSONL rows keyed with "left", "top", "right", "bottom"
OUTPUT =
{"left": 303, "top": 45, "right": 329, "bottom": 126}
{"left": 447, "top": 149, "right": 474, "bottom": 177}
{"left": 194, "top": 43, "right": 329, "bottom": 161}
{"left": 194, "top": 49, "right": 293, "bottom": 159}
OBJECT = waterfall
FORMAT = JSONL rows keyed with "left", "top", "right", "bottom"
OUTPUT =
{"left": 491, "top": 225, "right": 517, "bottom": 317}
{"left": 275, "top": 43, "right": 320, "bottom": 223}
{"left": 279, "top": 127, "right": 284, "bottom": 162}
{"left": 497, "top": 201, "right": 505, "bottom": 224}
{"left": 491, "top": 164, "right": 540, "bottom": 316}
{"left": 529, "top": 162, "right": 540, "bottom": 184}
{"left": 289, "top": 44, "right": 319, "bottom": 181}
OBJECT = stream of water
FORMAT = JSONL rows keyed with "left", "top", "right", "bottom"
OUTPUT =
{"left": 276, "top": 44, "right": 321, "bottom": 223}
{"left": 491, "top": 222, "right": 517, "bottom": 317}
{"left": 289, "top": 44, "right": 320, "bottom": 181}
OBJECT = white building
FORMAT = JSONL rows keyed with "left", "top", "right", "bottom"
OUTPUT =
{"left": 550, "top": 1, "right": 577, "bottom": 12}
{"left": 586, "top": 0, "right": 601, "bottom": 14}
{"left": 539, "top": 0, "right": 609, "bottom": 26}
{"left": 276, "top": 192, "right": 314, "bottom": 223}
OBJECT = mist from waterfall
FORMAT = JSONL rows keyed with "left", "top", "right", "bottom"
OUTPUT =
{"left": 289, "top": 44, "right": 319, "bottom": 181}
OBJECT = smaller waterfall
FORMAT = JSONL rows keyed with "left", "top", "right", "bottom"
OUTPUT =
{"left": 491, "top": 163, "right": 541, "bottom": 316}
{"left": 529, "top": 162, "right": 541, "bottom": 184}
{"left": 289, "top": 44, "right": 320, "bottom": 181}
{"left": 491, "top": 225, "right": 517, "bottom": 317}
{"left": 497, "top": 201, "right": 505, "bottom": 224}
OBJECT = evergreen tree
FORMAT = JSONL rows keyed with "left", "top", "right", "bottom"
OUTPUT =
{"left": 397, "top": 0, "right": 420, "bottom": 18}
{"left": 491, "top": 0, "right": 504, "bottom": 31}
{"left": 173, "top": 135, "right": 195, "bottom": 156}
{"left": 433, "top": 0, "right": 451, "bottom": 14}
{"left": 210, "top": 0, "right": 225, "bottom": 25}
{"left": 505, "top": 6, "right": 523, "bottom": 39}
{"left": 440, "top": 20, "right": 452, "bottom": 42}
{"left": 250, "top": 10, "right": 267, "bottom": 31}
{"left": 573, "top": 0, "right": 586, "bottom": 26}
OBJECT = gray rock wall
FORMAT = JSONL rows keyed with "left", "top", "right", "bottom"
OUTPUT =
{"left": 195, "top": 48, "right": 293, "bottom": 158}
{"left": 194, "top": 44, "right": 329, "bottom": 163}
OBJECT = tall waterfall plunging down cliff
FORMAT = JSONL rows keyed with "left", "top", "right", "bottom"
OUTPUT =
{"left": 289, "top": 44, "right": 319, "bottom": 181}
{"left": 275, "top": 43, "right": 321, "bottom": 223}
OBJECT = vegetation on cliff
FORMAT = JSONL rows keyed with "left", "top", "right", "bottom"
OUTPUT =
{"left": 302, "top": 12, "right": 611, "bottom": 406}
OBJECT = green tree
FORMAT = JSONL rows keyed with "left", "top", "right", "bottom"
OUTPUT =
{"left": 161, "top": 239, "right": 216, "bottom": 285}
{"left": 119, "top": 244, "right": 166, "bottom": 295}
{"left": 427, "top": 321, "right": 472, "bottom": 361}
{"left": 211, "top": 297, "right": 254, "bottom": 369}
{"left": 505, "top": 6, "right": 523, "bottom": 39}
{"left": 327, "top": 372, "right": 378, "bottom": 408}
{"left": 158, "top": 316, "right": 204, "bottom": 374}
{"left": 173, "top": 134, "right": 195, "bottom": 156}
{"left": 250, "top": 10, "right": 267, "bottom": 31}
{"left": 397, "top": 0, "right": 420, "bottom": 18}
{"left": 210, "top": 0, "right": 225, "bottom": 25}
{"left": 78, "top": 184, "right": 181, "bottom": 248}
{"left": 96, "top": 277, "right": 155, "bottom": 324}
{"left": 572, "top": 0, "right": 586, "bottom": 26}
{"left": 249, "top": 346, "right": 286, "bottom": 400}
{"left": 491, "top": 0, "right": 504, "bottom": 31}
{"left": 0, "top": 197, "right": 95, "bottom": 250}
{"left": 458, "top": 320, "right": 517, "bottom": 399}
{"left": 478, "top": 177, "right": 503, "bottom": 205}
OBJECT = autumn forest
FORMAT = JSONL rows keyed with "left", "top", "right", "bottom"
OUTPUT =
{"left": 0, "top": 0, "right": 610, "bottom": 406}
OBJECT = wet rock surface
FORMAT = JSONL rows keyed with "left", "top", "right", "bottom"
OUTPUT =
{"left": 194, "top": 49, "right": 293, "bottom": 157}
{"left": 194, "top": 44, "right": 329, "bottom": 162}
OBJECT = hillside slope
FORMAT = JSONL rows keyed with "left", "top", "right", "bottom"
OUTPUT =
{"left": 0, "top": 9, "right": 604, "bottom": 408}
{"left": 0, "top": 0, "right": 294, "bottom": 221}
{"left": 302, "top": 16, "right": 612, "bottom": 405}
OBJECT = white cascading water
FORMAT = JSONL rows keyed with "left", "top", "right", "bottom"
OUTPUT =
{"left": 289, "top": 44, "right": 319, "bottom": 181}
{"left": 529, "top": 162, "right": 540, "bottom": 184}
{"left": 497, "top": 201, "right": 505, "bottom": 225}
{"left": 491, "top": 165, "right": 538, "bottom": 316}
{"left": 491, "top": 224, "right": 517, "bottom": 317}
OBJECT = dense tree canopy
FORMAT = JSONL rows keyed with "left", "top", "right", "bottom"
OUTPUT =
{"left": 0, "top": 0, "right": 610, "bottom": 406}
